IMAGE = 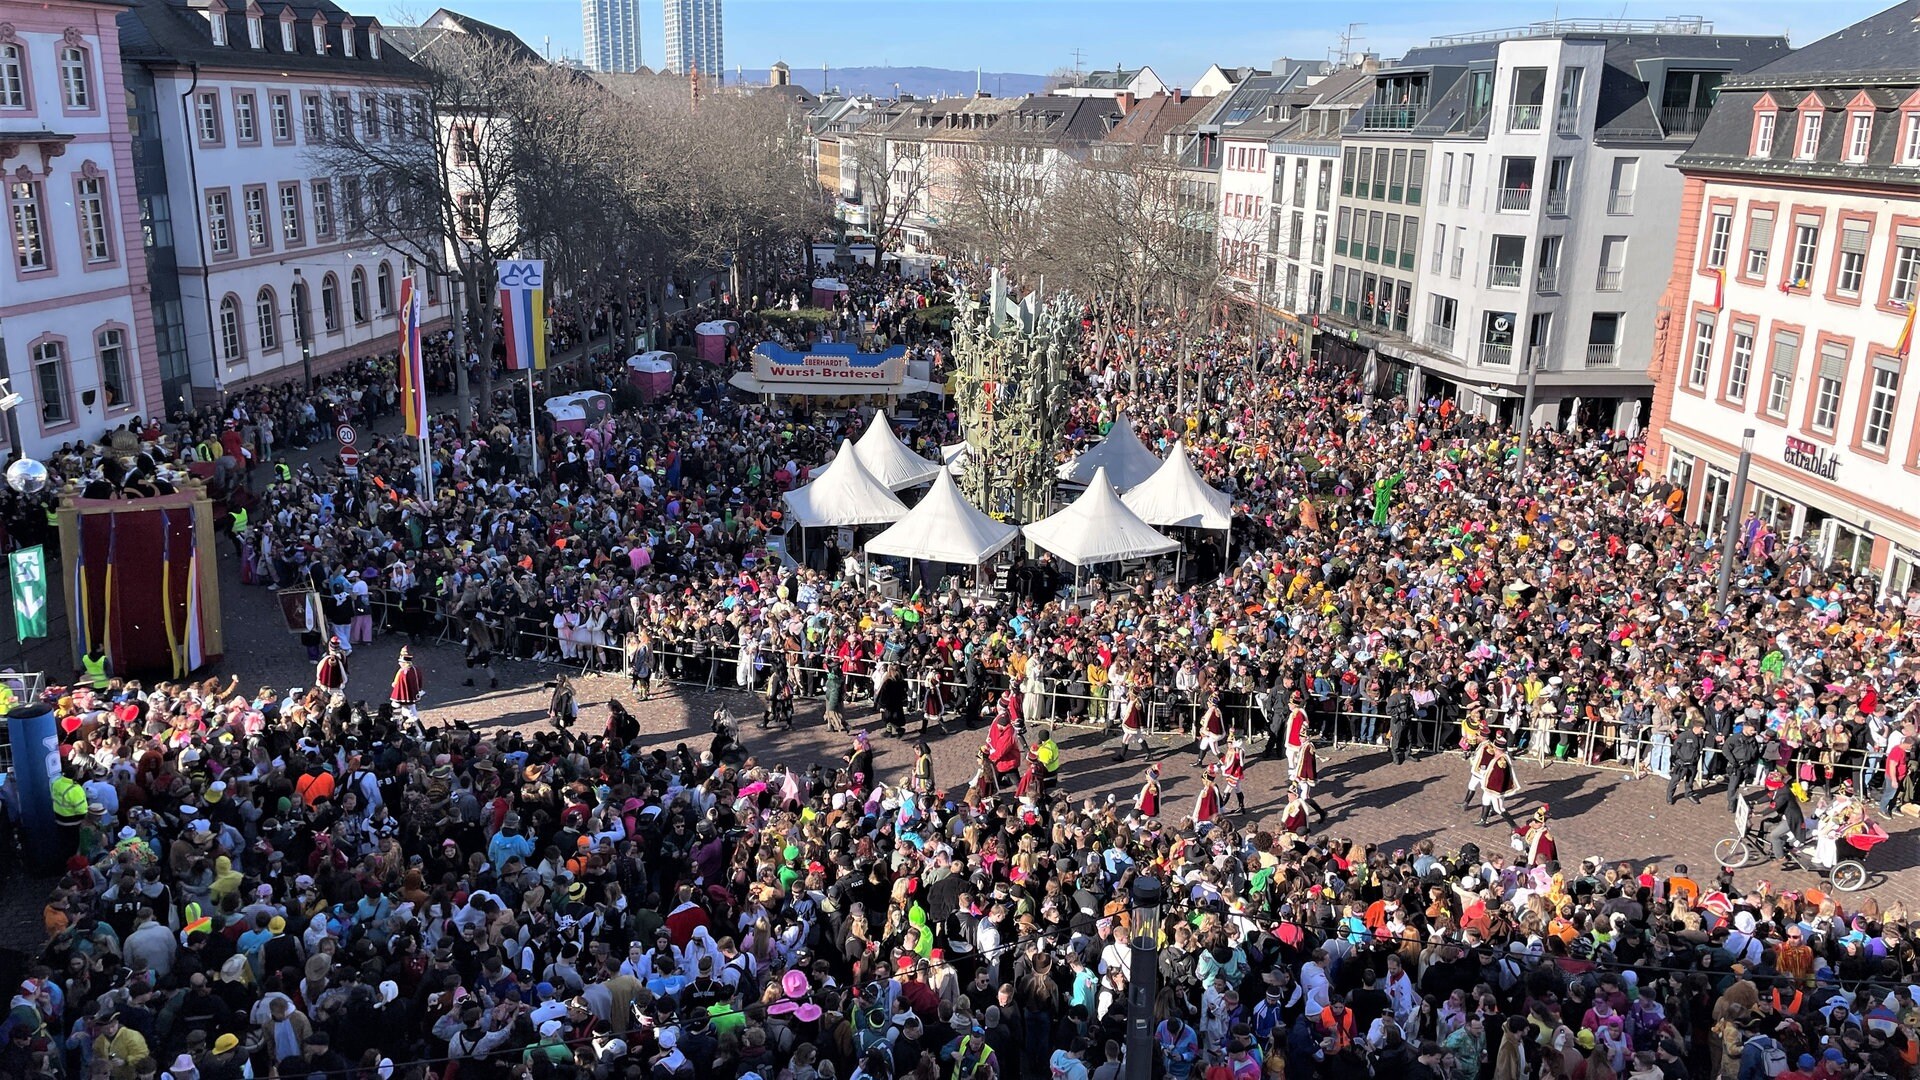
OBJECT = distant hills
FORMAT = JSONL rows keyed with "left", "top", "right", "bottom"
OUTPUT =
{"left": 768, "top": 65, "right": 1052, "bottom": 99}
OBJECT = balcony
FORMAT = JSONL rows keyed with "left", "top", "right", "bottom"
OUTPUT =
{"left": 1498, "top": 187, "right": 1533, "bottom": 211}
{"left": 1536, "top": 266, "right": 1559, "bottom": 292}
{"left": 1508, "top": 104, "right": 1543, "bottom": 132}
{"left": 1586, "top": 343, "right": 1620, "bottom": 367}
{"left": 1361, "top": 104, "right": 1422, "bottom": 131}
{"left": 1427, "top": 323, "right": 1456, "bottom": 352}
{"left": 1450, "top": 251, "right": 1464, "bottom": 277}
{"left": 1660, "top": 106, "right": 1712, "bottom": 135}
{"left": 1596, "top": 269, "right": 1622, "bottom": 291}
{"left": 1480, "top": 341, "right": 1514, "bottom": 365}
{"left": 1608, "top": 191, "right": 1635, "bottom": 215}
{"left": 1544, "top": 190, "right": 1568, "bottom": 215}
{"left": 1556, "top": 106, "right": 1580, "bottom": 133}
{"left": 1489, "top": 264, "right": 1524, "bottom": 288}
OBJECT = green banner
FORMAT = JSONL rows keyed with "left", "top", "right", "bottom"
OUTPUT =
{"left": 10, "top": 544, "right": 48, "bottom": 640}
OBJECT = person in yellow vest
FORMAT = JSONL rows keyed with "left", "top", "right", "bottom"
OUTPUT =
{"left": 1032, "top": 727, "right": 1063, "bottom": 793}
{"left": 53, "top": 765, "right": 90, "bottom": 857}
{"left": 81, "top": 646, "right": 110, "bottom": 691}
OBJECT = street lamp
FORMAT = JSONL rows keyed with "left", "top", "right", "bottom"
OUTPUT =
{"left": 292, "top": 269, "right": 314, "bottom": 390}
{"left": 1124, "top": 875, "right": 1165, "bottom": 1080}
{"left": 1714, "top": 427, "right": 1757, "bottom": 611}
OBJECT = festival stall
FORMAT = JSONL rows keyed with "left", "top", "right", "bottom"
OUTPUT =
{"left": 729, "top": 342, "right": 943, "bottom": 401}
{"left": 1022, "top": 466, "right": 1180, "bottom": 569}
{"left": 695, "top": 320, "right": 738, "bottom": 364}
{"left": 850, "top": 415, "right": 941, "bottom": 491}
{"left": 1056, "top": 414, "right": 1163, "bottom": 492}
{"left": 1122, "top": 442, "right": 1232, "bottom": 530}
{"left": 782, "top": 436, "right": 909, "bottom": 575}
{"left": 865, "top": 470, "right": 1019, "bottom": 583}
{"left": 811, "top": 277, "right": 851, "bottom": 309}
{"left": 625, "top": 351, "right": 676, "bottom": 401}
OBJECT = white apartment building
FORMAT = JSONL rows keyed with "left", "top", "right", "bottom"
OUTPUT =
{"left": 119, "top": 0, "right": 451, "bottom": 394}
{"left": 1266, "top": 66, "right": 1373, "bottom": 320}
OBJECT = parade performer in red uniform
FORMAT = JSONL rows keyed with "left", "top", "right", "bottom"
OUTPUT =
{"left": 1293, "top": 737, "right": 1328, "bottom": 823}
{"left": 1218, "top": 739, "right": 1248, "bottom": 814}
{"left": 1195, "top": 690, "right": 1228, "bottom": 766}
{"left": 315, "top": 637, "right": 349, "bottom": 698}
{"left": 390, "top": 646, "right": 425, "bottom": 728}
{"left": 1463, "top": 736, "right": 1500, "bottom": 809}
{"left": 1517, "top": 805, "right": 1557, "bottom": 865}
{"left": 1283, "top": 692, "right": 1310, "bottom": 769}
{"left": 985, "top": 712, "right": 1022, "bottom": 789}
{"left": 1114, "top": 691, "right": 1150, "bottom": 762}
{"left": 1193, "top": 772, "right": 1221, "bottom": 825}
{"left": 1478, "top": 735, "right": 1520, "bottom": 828}
{"left": 1279, "top": 784, "right": 1310, "bottom": 835}
{"left": 1135, "top": 763, "right": 1161, "bottom": 819}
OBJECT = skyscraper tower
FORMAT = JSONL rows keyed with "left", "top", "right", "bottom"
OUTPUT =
{"left": 582, "top": 0, "right": 643, "bottom": 72}
{"left": 663, "top": 0, "right": 724, "bottom": 82}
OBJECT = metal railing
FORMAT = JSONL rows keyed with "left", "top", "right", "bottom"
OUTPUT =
{"left": 1436, "top": 181, "right": 1451, "bottom": 205}
{"left": 1480, "top": 340, "right": 1514, "bottom": 365}
{"left": 1660, "top": 106, "right": 1712, "bottom": 135}
{"left": 1508, "top": 104, "right": 1543, "bottom": 132}
{"left": 1544, "top": 190, "right": 1568, "bottom": 215}
{"left": 1451, "top": 250, "right": 1465, "bottom": 277}
{"left": 1536, "top": 265, "right": 1560, "bottom": 292}
{"left": 1488, "top": 264, "right": 1524, "bottom": 288}
{"left": 1557, "top": 106, "right": 1581, "bottom": 133}
{"left": 1596, "top": 268, "right": 1623, "bottom": 291}
{"left": 1498, "top": 187, "right": 1533, "bottom": 211}
{"left": 1362, "top": 104, "right": 1422, "bottom": 131}
{"left": 1586, "top": 342, "right": 1620, "bottom": 367}
{"left": 1608, "top": 191, "right": 1635, "bottom": 215}
{"left": 1426, "top": 322, "right": 1456, "bottom": 351}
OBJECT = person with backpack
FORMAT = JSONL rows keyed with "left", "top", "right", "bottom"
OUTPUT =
{"left": 1737, "top": 1021, "right": 1789, "bottom": 1080}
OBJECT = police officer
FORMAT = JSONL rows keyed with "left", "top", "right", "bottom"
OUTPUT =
{"left": 1386, "top": 681, "right": 1416, "bottom": 766}
{"left": 1668, "top": 717, "right": 1707, "bottom": 806}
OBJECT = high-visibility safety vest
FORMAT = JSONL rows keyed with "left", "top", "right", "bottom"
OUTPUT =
{"left": 230, "top": 508, "right": 249, "bottom": 532}
{"left": 275, "top": 463, "right": 292, "bottom": 481}
{"left": 52, "top": 777, "right": 90, "bottom": 822}
{"left": 1317, "top": 1007, "right": 1355, "bottom": 1050}
{"left": 81, "top": 653, "right": 110, "bottom": 690}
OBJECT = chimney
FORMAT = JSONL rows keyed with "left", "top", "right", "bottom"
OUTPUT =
{"left": 1117, "top": 91, "right": 1136, "bottom": 115}
{"left": 1173, "top": 87, "right": 1185, "bottom": 103}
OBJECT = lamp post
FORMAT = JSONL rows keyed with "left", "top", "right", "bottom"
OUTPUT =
{"left": 1124, "top": 875, "right": 1165, "bottom": 1080}
{"left": 292, "top": 269, "right": 314, "bottom": 390}
{"left": 1714, "top": 427, "right": 1757, "bottom": 611}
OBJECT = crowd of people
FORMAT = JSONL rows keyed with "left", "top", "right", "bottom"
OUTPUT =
{"left": 7, "top": 252, "right": 1920, "bottom": 1080}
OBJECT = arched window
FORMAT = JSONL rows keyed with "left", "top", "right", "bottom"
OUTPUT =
{"left": 32, "top": 339, "right": 69, "bottom": 424}
{"left": 59, "top": 46, "right": 91, "bottom": 110}
{"left": 290, "top": 279, "right": 310, "bottom": 342}
{"left": 218, "top": 295, "right": 244, "bottom": 362}
{"left": 350, "top": 267, "right": 368, "bottom": 323}
{"left": 0, "top": 44, "right": 28, "bottom": 109}
{"left": 376, "top": 261, "right": 394, "bottom": 314}
{"left": 321, "top": 273, "right": 340, "bottom": 331}
{"left": 256, "top": 287, "right": 279, "bottom": 350}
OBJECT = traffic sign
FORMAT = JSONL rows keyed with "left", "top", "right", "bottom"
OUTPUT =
{"left": 339, "top": 446, "right": 361, "bottom": 476}
{"left": 335, "top": 423, "right": 357, "bottom": 447}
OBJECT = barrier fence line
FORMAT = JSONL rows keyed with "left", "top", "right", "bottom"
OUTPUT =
{"left": 266, "top": 587, "right": 1913, "bottom": 799}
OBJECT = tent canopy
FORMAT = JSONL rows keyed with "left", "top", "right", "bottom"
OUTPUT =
{"left": 851, "top": 415, "right": 941, "bottom": 490}
{"left": 865, "top": 470, "right": 1019, "bottom": 565}
{"left": 1056, "top": 414, "right": 1162, "bottom": 491}
{"left": 1022, "top": 467, "right": 1180, "bottom": 568}
{"left": 782, "top": 438, "right": 907, "bottom": 528}
{"left": 1121, "top": 441, "right": 1233, "bottom": 530}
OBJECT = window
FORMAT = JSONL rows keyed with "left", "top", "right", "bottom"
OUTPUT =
{"left": 1557, "top": 67, "right": 1584, "bottom": 131}
{"left": 387, "top": 95, "right": 404, "bottom": 138}
{"left": 341, "top": 176, "right": 362, "bottom": 234}
{"left": 247, "top": 11, "right": 263, "bottom": 48}
{"left": 1658, "top": 69, "right": 1721, "bottom": 133}
{"left": 196, "top": 91, "right": 221, "bottom": 142}
{"left": 1797, "top": 111, "right": 1821, "bottom": 160}
{"left": 1788, "top": 215, "right": 1819, "bottom": 288}
{"left": 1335, "top": 207, "right": 1351, "bottom": 256}
{"left": 1407, "top": 151, "right": 1425, "bottom": 204}
{"left": 1341, "top": 147, "right": 1355, "bottom": 196}
{"left": 1545, "top": 156, "right": 1571, "bottom": 214}
{"left": 257, "top": 288, "right": 279, "bottom": 350}
{"left": 364, "top": 93, "right": 380, "bottom": 139}
{"left": 235, "top": 92, "right": 256, "bottom": 141}
{"left": 332, "top": 95, "right": 351, "bottom": 138}
{"left": 244, "top": 187, "right": 268, "bottom": 248}
{"left": 1906, "top": 114, "right": 1920, "bottom": 165}
{"left": 1753, "top": 112, "right": 1775, "bottom": 157}
{"left": 1586, "top": 312, "right": 1620, "bottom": 367}
{"left": 76, "top": 175, "right": 111, "bottom": 262}
{"left": 303, "top": 94, "right": 323, "bottom": 140}
{"left": 218, "top": 296, "right": 243, "bottom": 362}
{"left": 279, "top": 183, "right": 301, "bottom": 243}
{"left": 350, "top": 267, "right": 368, "bottom": 322}
{"left": 1383, "top": 213, "right": 1400, "bottom": 265}
{"left": 1835, "top": 221, "right": 1869, "bottom": 297}
{"left": 1607, "top": 158, "right": 1637, "bottom": 215}
{"left": 321, "top": 273, "right": 340, "bottom": 331}
{"left": 1765, "top": 330, "right": 1799, "bottom": 419}
{"left": 97, "top": 328, "right": 129, "bottom": 407}
{"left": 312, "top": 19, "right": 324, "bottom": 54}
{"left": 1705, "top": 209, "right": 1732, "bottom": 270}
{"left": 1457, "top": 154, "right": 1473, "bottom": 208}
{"left": 376, "top": 262, "right": 394, "bottom": 313}
{"left": 341, "top": 21, "right": 355, "bottom": 57}
{"left": 0, "top": 44, "right": 24, "bottom": 109}
{"left": 1847, "top": 113, "right": 1872, "bottom": 163}
{"left": 1388, "top": 149, "right": 1407, "bottom": 202}
{"left": 1862, "top": 360, "right": 1900, "bottom": 451}
{"left": 33, "top": 341, "right": 67, "bottom": 424}
{"left": 1400, "top": 217, "right": 1418, "bottom": 270}
{"left": 1488, "top": 235, "right": 1525, "bottom": 288}
{"left": 1744, "top": 209, "right": 1774, "bottom": 278}
{"left": 1597, "top": 235, "right": 1626, "bottom": 291}
{"left": 281, "top": 16, "right": 295, "bottom": 52}
{"left": 1892, "top": 226, "right": 1920, "bottom": 307}
{"left": 1811, "top": 343, "right": 1845, "bottom": 433}
{"left": 1438, "top": 153, "right": 1453, "bottom": 204}
{"left": 210, "top": 9, "right": 228, "bottom": 46}
{"left": 206, "top": 190, "right": 230, "bottom": 253}
{"left": 457, "top": 192, "right": 481, "bottom": 238}
{"left": 1528, "top": 312, "right": 1553, "bottom": 366}
{"left": 1431, "top": 223, "right": 1445, "bottom": 273}
{"left": 271, "top": 93, "right": 291, "bottom": 140}
{"left": 1726, "top": 322, "right": 1755, "bottom": 403}
{"left": 311, "top": 179, "right": 333, "bottom": 237}
{"left": 1537, "top": 235, "right": 1562, "bottom": 292}
{"left": 60, "top": 46, "right": 90, "bottom": 109}
{"left": 1687, "top": 315, "right": 1716, "bottom": 390}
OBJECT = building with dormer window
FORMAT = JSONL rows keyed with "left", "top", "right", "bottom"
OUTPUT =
{"left": 1645, "top": 1, "right": 1920, "bottom": 595}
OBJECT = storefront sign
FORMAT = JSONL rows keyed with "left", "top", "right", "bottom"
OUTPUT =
{"left": 1783, "top": 436, "right": 1840, "bottom": 480}
{"left": 753, "top": 342, "right": 907, "bottom": 385}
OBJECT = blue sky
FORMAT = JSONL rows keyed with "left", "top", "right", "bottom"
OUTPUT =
{"left": 408, "top": 0, "right": 1895, "bottom": 82}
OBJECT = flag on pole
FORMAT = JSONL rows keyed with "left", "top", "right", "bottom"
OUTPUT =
{"left": 9, "top": 545, "right": 47, "bottom": 641}
{"left": 498, "top": 259, "right": 547, "bottom": 371}
{"left": 397, "top": 275, "right": 426, "bottom": 437}
{"left": 1897, "top": 301, "right": 1916, "bottom": 360}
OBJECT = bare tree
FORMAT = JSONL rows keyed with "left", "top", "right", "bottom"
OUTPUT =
{"left": 844, "top": 134, "right": 926, "bottom": 263}
{"left": 937, "top": 125, "right": 1067, "bottom": 286}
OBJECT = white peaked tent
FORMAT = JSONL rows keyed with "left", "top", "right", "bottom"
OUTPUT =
{"left": 1122, "top": 442, "right": 1232, "bottom": 530}
{"left": 940, "top": 441, "right": 972, "bottom": 476}
{"left": 865, "top": 470, "right": 1020, "bottom": 565}
{"left": 1023, "top": 467, "right": 1180, "bottom": 567}
{"left": 851, "top": 415, "right": 942, "bottom": 490}
{"left": 1056, "top": 414, "right": 1163, "bottom": 491}
{"left": 783, "top": 438, "right": 908, "bottom": 528}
